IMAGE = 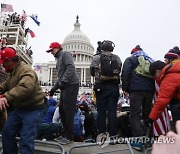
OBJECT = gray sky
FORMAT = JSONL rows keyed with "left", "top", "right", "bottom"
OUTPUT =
{"left": 6, "top": 0, "right": 180, "bottom": 64}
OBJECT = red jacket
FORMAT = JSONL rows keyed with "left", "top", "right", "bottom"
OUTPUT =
{"left": 149, "top": 60, "right": 180, "bottom": 121}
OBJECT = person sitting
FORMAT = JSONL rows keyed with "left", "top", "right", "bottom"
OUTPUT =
{"left": 79, "top": 101, "right": 97, "bottom": 141}
{"left": 36, "top": 97, "right": 61, "bottom": 140}
{"left": 42, "top": 98, "right": 57, "bottom": 123}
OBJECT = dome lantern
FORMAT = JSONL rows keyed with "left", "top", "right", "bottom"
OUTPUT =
{"left": 74, "top": 15, "right": 81, "bottom": 31}
{"left": 63, "top": 16, "right": 93, "bottom": 46}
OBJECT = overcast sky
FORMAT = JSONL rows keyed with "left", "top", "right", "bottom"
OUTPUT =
{"left": 5, "top": 0, "right": 180, "bottom": 64}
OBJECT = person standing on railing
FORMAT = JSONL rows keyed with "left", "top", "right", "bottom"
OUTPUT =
{"left": 46, "top": 42, "right": 79, "bottom": 145}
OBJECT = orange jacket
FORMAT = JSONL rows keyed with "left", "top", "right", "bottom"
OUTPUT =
{"left": 149, "top": 60, "right": 180, "bottom": 121}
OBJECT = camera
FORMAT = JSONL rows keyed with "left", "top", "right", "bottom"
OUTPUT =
{"left": 96, "top": 41, "right": 102, "bottom": 55}
{"left": 95, "top": 40, "right": 115, "bottom": 55}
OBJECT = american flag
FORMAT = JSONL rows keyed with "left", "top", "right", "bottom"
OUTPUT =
{"left": 153, "top": 80, "right": 171, "bottom": 136}
{"left": 1, "top": 4, "right": 14, "bottom": 12}
{"left": 80, "top": 93, "right": 86, "bottom": 102}
{"left": 22, "top": 10, "right": 27, "bottom": 22}
{"left": 34, "top": 65, "right": 42, "bottom": 72}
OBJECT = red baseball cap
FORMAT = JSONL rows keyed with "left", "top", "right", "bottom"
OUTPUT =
{"left": 0, "top": 47, "right": 17, "bottom": 64}
{"left": 46, "top": 42, "right": 61, "bottom": 52}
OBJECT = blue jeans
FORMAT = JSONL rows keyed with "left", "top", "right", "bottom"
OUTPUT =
{"left": 2, "top": 105, "right": 47, "bottom": 154}
{"left": 95, "top": 83, "right": 119, "bottom": 136}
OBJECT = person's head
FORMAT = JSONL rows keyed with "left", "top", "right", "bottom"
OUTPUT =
{"left": 149, "top": 60, "right": 166, "bottom": 78}
{"left": 46, "top": 42, "right": 62, "bottom": 57}
{"left": 101, "top": 40, "right": 115, "bottom": 52}
{"left": 79, "top": 101, "right": 89, "bottom": 114}
{"left": 171, "top": 46, "right": 180, "bottom": 59}
{"left": 131, "top": 45, "right": 143, "bottom": 54}
{"left": 164, "top": 51, "right": 178, "bottom": 64}
{"left": 0, "top": 47, "right": 19, "bottom": 72}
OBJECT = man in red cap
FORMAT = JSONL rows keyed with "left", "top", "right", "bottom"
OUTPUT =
{"left": 46, "top": 42, "right": 79, "bottom": 144}
{"left": 0, "top": 47, "right": 48, "bottom": 154}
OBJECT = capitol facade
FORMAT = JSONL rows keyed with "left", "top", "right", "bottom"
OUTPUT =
{"left": 34, "top": 16, "right": 95, "bottom": 89}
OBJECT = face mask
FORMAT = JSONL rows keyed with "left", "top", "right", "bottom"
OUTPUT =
{"left": 3, "top": 60, "right": 16, "bottom": 73}
{"left": 3, "top": 66, "right": 10, "bottom": 72}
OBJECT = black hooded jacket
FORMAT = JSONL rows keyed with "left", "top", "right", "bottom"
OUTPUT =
{"left": 121, "top": 56, "right": 155, "bottom": 93}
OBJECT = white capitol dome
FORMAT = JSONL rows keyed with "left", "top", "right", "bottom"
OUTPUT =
{"left": 34, "top": 16, "right": 95, "bottom": 90}
{"left": 63, "top": 27, "right": 91, "bottom": 45}
{"left": 63, "top": 31, "right": 90, "bottom": 44}
{"left": 62, "top": 16, "right": 94, "bottom": 56}
{"left": 62, "top": 16, "right": 95, "bottom": 87}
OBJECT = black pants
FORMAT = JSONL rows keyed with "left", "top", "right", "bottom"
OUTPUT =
{"left": 59, "top": 84, "right": 79, "bottom": 140}
{"left": 129, "top": 91, "right": 153, "bottom": 136}
{"left": 36, "top": 123, "right": 61, "bottom": 140}
{"left": 170, "top": 99, "right": 180, "bottom": 132}
{"left": 95, "top": 83, "right": 119, "bottom": 136}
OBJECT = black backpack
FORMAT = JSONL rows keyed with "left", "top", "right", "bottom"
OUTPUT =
{"left": 99, "top": 53, "right": 120, "bottom": 81}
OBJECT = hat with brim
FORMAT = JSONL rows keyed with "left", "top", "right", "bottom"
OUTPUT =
{"left": 46, "top": 48, "right": 53, "bottom": 53}
{"left": 46, "top": 42, "right": 61, "bottom": 53}
{"left": 0, "top": 48, "right": 17, "bottom": 64}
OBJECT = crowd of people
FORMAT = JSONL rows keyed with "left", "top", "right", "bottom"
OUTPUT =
{"left": 0, "top": 40, "right": 180, "bottom": 153}
{"left": 36, "top": 93, "right": 97, "bottom": 142}
{"left": 0, "top": 12, "right": 26, "bottom": 28}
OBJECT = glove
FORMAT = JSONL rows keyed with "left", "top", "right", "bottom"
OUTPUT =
{"left": 59, "top": 81, "right": 66, "bottom": 90}
{"left": 49, "top": 89, "right": 55, "bottom": 96}
{"left": 145, "top": 118, "right": 154, "bottom": 127}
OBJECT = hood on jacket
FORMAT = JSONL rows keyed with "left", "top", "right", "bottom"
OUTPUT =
{"left": 164, "top": 60, "right": 180, "bottom": 73}
{"left": 169, "top": 60, "right": 180, "bottom": 73}
{"left": 159, "top": 60, "right": 180, "bottom": 81}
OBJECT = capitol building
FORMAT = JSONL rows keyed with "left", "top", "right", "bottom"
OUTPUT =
{"left": 34, "top": 16, "right": 95, "bottom": 91}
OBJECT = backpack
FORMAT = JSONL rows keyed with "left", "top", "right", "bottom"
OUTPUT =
{"left": 134, "top": 56, "right": 153, "bottom": 78}
{"left": 99, "top": 53, "right": 120, "bottom": 81}
{"left": 73, "top": 109, "right": 83, "bottom": 137}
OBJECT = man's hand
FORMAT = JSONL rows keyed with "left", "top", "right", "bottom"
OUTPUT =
{"left": 49, "top": 89, "right": 55, "bottom": 97}
{"left": 145, "top": 118, "right": 154, "bottom": 127}
{"left": 0, "top": 97, "right": 9, "bottom": 110}
{"left": 123, "top": 91, "right": 129, "bottom": 96}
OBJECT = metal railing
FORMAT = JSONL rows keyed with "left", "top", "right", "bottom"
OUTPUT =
{"left": 33, "top": 140, "right": 65, "bottom": 154}
{"left": 67, "top": 142, "right": 134, "bottom": 154}
{"left": 0, "top": 134, "right": 65, "bottom": 154}
{"left": 144, "top": 147, "right": 152, "bottom": 154}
